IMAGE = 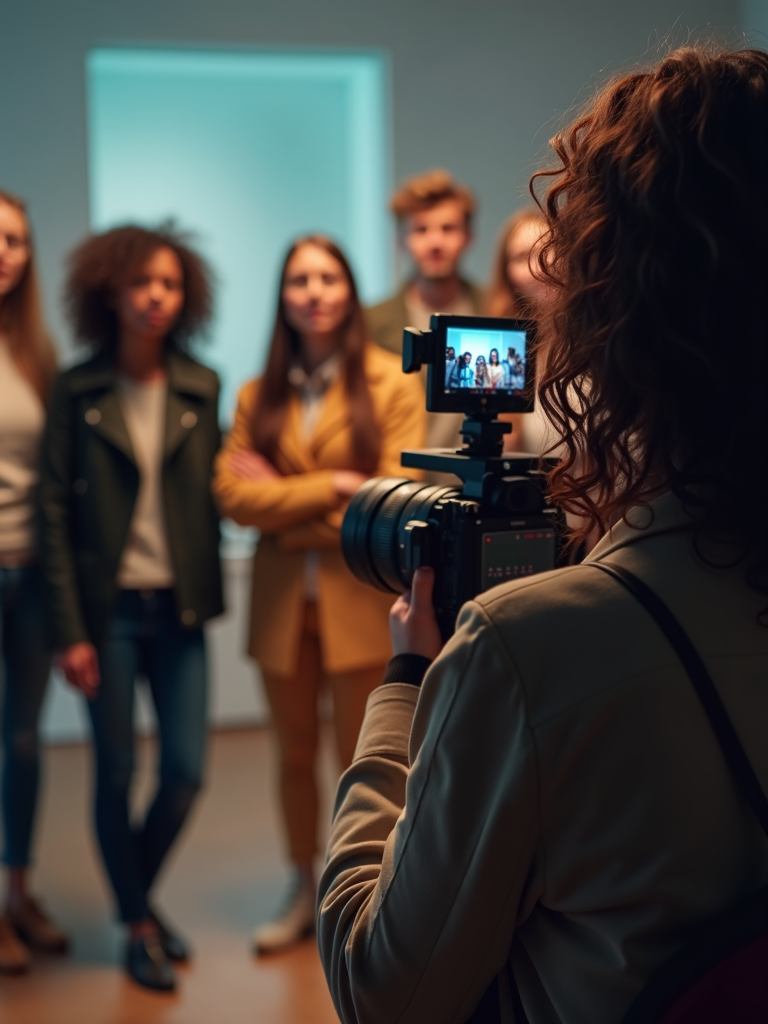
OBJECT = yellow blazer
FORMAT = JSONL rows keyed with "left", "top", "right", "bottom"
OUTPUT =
{"left": 213, "top": 343, "right": 426, "bottom": 676}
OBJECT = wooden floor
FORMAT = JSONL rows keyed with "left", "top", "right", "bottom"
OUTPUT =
{"left": 0, "top": 727, "right": 343, "bottom": 1023}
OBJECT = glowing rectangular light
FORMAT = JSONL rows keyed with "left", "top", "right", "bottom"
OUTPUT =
{"left": 87, "top": 47, "right": 392, "bottom": 422}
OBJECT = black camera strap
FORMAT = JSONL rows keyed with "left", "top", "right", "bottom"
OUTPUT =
{"left": 589, "top": 560, "right": 768, "bottom": 835}
{"left": 474, "top": 561, "right": 767, "bottom": 1024}
{"left": 590, "top": 560, "right": 768, "bottom": 1024}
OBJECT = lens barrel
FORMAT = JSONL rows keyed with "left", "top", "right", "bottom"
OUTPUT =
{"left": 341, "top": 477, "right": 459, "bottom": 593}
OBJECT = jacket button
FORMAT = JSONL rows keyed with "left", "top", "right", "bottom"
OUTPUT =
{"left": 180, "top": 411, "right": 198, "bottom": 429}
{"left": 181, "top": 609, "right": 197, "bottom": 625}
{"left": 73, "top": 479, "right": 88, "bottom": 495}
{"left": 85, "top": 408, "right": 101, "bottom": 425}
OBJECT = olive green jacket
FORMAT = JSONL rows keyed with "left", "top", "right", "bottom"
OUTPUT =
{"left": 319, "top": 493, "right": 768, "bottom": 1023}
{"left": 39, "top": 350, "right": 224, "bottom": 649}
{"left": 365, "top": 279, "right": 485, "bottom": 356}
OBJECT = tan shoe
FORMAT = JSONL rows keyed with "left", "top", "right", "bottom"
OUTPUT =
{"left": 7, "top": 896, "right": 69, "bottom": 955}
{"left": 251, "top": 875, "right": 316, "bottom": 955}
{"left": 0, "top": 916, "right": 30, "bottom": 975}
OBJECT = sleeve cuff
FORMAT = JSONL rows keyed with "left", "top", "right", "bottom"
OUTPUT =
{"left": 354, "top": 683, "right": 418, "bottom": 762}
{"left": 381, "top": 653, "right": 433, "bottom": 688}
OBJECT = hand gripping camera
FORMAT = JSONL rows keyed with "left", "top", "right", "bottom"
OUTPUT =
{"left": 341, "top": 315, "right": 564, "bottom": 640}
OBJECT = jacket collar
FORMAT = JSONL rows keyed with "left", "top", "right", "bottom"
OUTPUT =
{"left": 272, "top": 342, "right": 396, "bottom": 473}
{"left": 166, "top": 350, "right": 218, "bottom": 399}
{"left": 391, "top": 277, "right": 484, "bottom": 319}
{"left": 68, "top": 348, "right": 217, "bottom": 399}
{"left": 274, "top": 372, "right": 350, "bottom": 474}
{"left": 588, "top": 492, "right": 694, "bottom": 562}
{"left": 73, "top": 349, "right": 214, "bottom": 465}
{"left": 67, "top": 349, "right": 116, "bottom": 395}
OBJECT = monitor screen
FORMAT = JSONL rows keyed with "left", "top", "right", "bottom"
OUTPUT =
{"left": 444, "top": 327, "right": 527, "bottom": 395}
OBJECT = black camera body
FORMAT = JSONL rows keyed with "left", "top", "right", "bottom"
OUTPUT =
{"left": 342, "top": 315, "right": 563, "bottom": 639}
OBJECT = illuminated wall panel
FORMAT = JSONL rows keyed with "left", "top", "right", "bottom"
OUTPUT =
{"left": 87, "top": 48, "right": 391, "bottom": 422}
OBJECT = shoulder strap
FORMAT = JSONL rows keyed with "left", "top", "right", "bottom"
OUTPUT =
{"left": 590, "top": 561, "right": 768, "bottom": 838}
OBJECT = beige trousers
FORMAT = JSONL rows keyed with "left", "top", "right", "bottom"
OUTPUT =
{"left": 262, "top": 601, "right": 386, "bottom": 864}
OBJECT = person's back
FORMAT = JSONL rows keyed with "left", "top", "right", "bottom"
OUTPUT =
{"left": 317, "top": 46, "right": 768, "bottom": 1024}
{"left": 459, "top": 495, "right": 768, "bottom": 1020}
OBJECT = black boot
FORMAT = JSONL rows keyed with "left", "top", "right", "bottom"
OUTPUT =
{"left": 148, "top": 906, "right": 190, "bottom": 963}
{"left": 126, "top": 934, "right": 176, "bottom": 992}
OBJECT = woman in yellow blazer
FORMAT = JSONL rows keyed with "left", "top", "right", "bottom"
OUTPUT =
{"left": 213, "top": 235, "right": 424, "bottom": 953}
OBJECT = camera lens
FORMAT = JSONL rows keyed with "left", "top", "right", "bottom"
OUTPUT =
{"left": 341, "top": 477, "right": 459, "bottom": 593}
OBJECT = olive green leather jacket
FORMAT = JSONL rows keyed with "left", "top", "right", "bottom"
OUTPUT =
{"left": 39, "top": 349, "right": 224, "bottom": 649}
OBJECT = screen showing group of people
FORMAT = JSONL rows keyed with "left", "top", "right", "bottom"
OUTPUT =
{"left": 444, "top": 326, "right": 527, "bottom": 393}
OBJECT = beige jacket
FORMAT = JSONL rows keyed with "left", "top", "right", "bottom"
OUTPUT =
{"left": 213, "top": 343, "right": 425, "bottom": 676}
{"left": 318, "top": 493, "right": 768, "bottom": 1024}
{"left": 365, "top": 281, "right": 485, "bottom": 462}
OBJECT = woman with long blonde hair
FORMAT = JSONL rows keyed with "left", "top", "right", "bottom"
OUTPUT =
{"left": 0, "top": 189, "right": 66, "bottom": 974}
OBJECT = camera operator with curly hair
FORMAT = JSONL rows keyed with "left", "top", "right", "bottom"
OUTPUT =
{"left": 317, "top": 47, "right": 768, "bottom": 1024}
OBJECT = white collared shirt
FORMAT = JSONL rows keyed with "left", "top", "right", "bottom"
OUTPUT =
{"left": 288, "top": 352, "right": 343, "bottom": 600}
{"left": 288, "top": 351, "right": 343, "bottom": 437}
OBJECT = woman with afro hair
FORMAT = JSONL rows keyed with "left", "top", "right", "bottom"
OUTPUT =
{"left": 39, "top": 224, "right": 223, "bottom": 993}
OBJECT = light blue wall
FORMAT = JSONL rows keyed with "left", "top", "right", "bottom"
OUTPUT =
{"left": 2, "top": 0, "right": 743, "bottom": 368}
{"left": 740, "top": 0, "right": 768, "bottom": 41}
{"left": 88, "top": 48, "right": 391, "bottom": 421}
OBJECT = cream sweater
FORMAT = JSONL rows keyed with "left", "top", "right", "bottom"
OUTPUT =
{"left": 0, "top": 338, "right": 45, "bottom": 555}
{"left": 115, "top": 375, "right": 174, "bottom": 589}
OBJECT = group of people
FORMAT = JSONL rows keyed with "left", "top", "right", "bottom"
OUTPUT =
{"left": 0, "top": 208, "right": 225, "bottom": 989}
{"left": 367, "top": 170, "right": 550, "bottom": 453}
{"left": 1, "top": 41, "right": 766, "bottom": 1024}
{"left": 0, "top": 161, "right": 548, "bottom": 994}
{"left": 445, "top": 346, "right": 525, "bottom": 390}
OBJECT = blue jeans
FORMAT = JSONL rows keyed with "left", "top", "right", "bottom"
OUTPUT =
{"left": 87, "top": 589, "right": 207, "bottom": 923}
{"left": 0, "top": 563, "right": 52, "bottom": 867}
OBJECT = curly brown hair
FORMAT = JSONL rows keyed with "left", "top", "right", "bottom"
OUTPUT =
{"left": 390, "top": 169, "right": 476, "bottom": 224}
{"left": 64, "top": 223, "right": 214, "bottom": 350}
{"left": 532, "top": 46, "right": 768, "bottom": 595}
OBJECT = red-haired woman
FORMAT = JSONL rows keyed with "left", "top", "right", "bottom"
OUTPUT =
{"left": 0, "top": 190, "right": 67, "bottom": 975}
{"left": 213, "top": 235, "right": 424, "bottom": 954}
{"left": 318, "top": 48, "right": 768, "bottom": 1023}
{"left": 39, "top": 224, "right": 223, "bottom": 992}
